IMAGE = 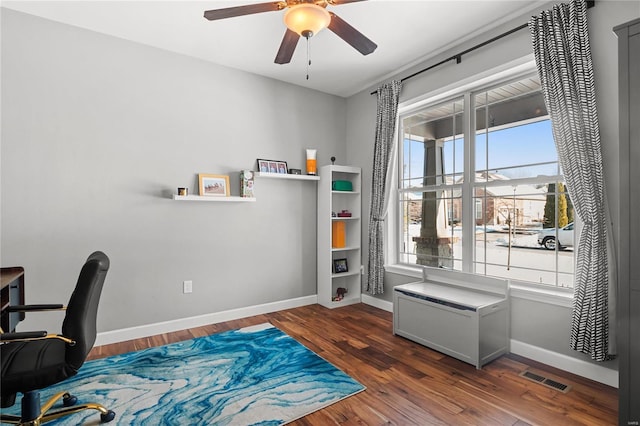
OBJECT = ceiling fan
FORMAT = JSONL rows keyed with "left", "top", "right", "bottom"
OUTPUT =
{"left": 203, "top": 0, "right": 377, "bottom": 65}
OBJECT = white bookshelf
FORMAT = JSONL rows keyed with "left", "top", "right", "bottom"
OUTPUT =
{"left": 317, "top": 165, "right": 362, "bottom": 308}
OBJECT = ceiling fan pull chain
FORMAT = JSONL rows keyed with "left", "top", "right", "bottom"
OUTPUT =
{"left": 306, "top": 34, "right": 311, "bottom": 80}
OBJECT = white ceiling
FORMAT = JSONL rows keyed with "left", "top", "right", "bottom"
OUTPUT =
{"left": 2, "top": 0, "right": 547, "bottom": 97}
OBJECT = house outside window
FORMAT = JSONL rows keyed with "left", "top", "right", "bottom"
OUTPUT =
{"left": 396, "top": 73, "right": 575, "bottom": 288}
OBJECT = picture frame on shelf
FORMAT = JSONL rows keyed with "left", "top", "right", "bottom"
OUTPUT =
{"left": 198, "top": 174, "right": 230, "bottom": 197}
{"left": 276, "top": 161, "right": 288, "bottom": 174}
{"left": 333, "top": 258, "right": 348, "bottom": 274}
{"left": 257, "top": 159, "right": 269, "bottom": 173}
{"left": 257, "top": 158, "right": 287, "bottom": 174}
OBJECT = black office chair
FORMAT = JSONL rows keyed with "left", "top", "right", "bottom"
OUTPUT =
{"left": 0, "top": 251, "right": 115, "bottom": 425}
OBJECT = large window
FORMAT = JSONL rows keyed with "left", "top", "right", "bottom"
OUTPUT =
{"left": 396, "top": 73, "right": 575, "bottom": 288}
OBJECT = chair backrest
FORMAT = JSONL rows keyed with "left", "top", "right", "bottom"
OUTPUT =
{"left": 62, "top": 251, "right": 110, "bottom": 371}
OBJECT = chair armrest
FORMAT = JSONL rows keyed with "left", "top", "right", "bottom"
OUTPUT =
{"left": 0, "top": 331, "right": 75, "bottom": 345}
{"left": 1, "top": 331, "right": 47, "bottom": 340}
{"left": 5, "top": 304, "right": 65, "bottom": 312}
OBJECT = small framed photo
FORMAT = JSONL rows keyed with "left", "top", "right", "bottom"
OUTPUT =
{"left": 257, "top": 158, "right": 287, "bottom": 174}
{"left": 333, "top": 258, "right": 348, "bottom": 274}
{"left": 257, "top": 160, "right": 269, "bottom": 173}
{"left": 276, "top": 161, "right": 288, "bottom": 174}
{"left": 198, "top": 174, "right": 230, "bottom": 197}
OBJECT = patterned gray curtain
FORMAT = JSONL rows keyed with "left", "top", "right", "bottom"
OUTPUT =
{"left": 529, "top": 0, "right": 612, "bottom": 361}
{"left": 366, "top": 80, "right": 402, "bottom": 295}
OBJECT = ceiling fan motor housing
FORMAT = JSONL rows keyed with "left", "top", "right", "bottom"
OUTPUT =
{"left": 283, "top": 3, "right": 331, "bottom": 36}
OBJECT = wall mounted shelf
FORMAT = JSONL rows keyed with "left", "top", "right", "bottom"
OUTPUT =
{"left": 172, "top": 195, "right": 256, "bottom": 202}
{"left": 171, "top": 171, "right": 317, "bottom": 202}
{"left": 255, "top": 172, "right": 319, "bottom": 181}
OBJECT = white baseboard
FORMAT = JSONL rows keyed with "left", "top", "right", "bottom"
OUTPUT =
{"left": 95, "top": 295, "right": 318, "bottom": 346}
{"left": 361, "top": 294, "right": 393, "bottom": 312}
{"left": 510, "top": 339, "right": 618, "bottom": 388}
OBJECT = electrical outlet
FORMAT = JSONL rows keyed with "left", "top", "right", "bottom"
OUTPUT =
{"left": 183, "top": 280, "right": 193, "bottom": 294}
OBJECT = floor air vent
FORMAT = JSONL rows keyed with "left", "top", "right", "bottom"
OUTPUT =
{"left": 519, "top": 371, "right": 571, "bottom": 393}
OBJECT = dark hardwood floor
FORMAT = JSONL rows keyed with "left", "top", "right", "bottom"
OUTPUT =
{"left": 89, "top": 303, "right": 618, "bottom": 425}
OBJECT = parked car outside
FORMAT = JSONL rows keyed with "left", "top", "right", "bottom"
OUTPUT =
{"left": 537, "top": 222, "right": 574, "bottom": 250}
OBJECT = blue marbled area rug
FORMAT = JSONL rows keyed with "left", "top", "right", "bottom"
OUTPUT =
{"left": 17, "top": 323, "right": 365, "bottom": 425}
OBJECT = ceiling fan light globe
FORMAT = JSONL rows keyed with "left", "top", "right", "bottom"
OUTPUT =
{"left": 283, "top": 4, "right": 331, "bottom": 36}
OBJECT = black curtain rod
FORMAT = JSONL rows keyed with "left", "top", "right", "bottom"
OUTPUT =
{"left": 370, "top": 0, "right": 595, "bottom": 95}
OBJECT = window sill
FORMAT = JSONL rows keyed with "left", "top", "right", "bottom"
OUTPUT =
{"left": 384, "top": 264, "right": 573, "bottom": 308}
{"left": 509, "top": 282, "right": 573, "bottom": 308}
{"left": 385, "top": 264, "right": 424, "bottom": 280}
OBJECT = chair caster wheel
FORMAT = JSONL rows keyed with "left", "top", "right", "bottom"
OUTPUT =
{"left": 62, "top": 394, "right": 77, "bottom": 407}
{"left": 100, "top": 410, "right": 116, "bottom": 423}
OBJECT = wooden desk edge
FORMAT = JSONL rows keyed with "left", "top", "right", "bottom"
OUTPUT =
{"left": 1, "top": 267, "right": 25, "bottom": 288}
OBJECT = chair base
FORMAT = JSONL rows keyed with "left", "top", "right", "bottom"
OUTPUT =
{"left": 0, "top": 390, "right": 115, "bottom": 425}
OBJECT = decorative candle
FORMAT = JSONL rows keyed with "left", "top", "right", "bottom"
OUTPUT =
{"left": 306, "top": 149, "right": 317, "bottom": 175}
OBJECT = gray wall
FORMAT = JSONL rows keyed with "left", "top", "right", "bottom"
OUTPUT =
{"left": 1, "top": 9, "right": 346, "bottom": 332}
{"left": 346, "top": 1, "right": 638, "bottom": 367}
{"left": 2, "top": 1, "right": 637, "bottom": 374}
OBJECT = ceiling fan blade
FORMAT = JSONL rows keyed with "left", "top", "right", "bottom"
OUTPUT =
{"left": 204, "top": 2, "right": 284, "bottom": 21}
{"left": 328, "top": 12, "right": 377, "bottom": 56}
{"left": 275, "top": 29, "right": 300, "bottom": 64}
{"left": 327, "top": 0, "right": 368, "bottom": 5}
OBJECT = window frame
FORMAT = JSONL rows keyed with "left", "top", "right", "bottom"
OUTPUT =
{"left": 387, "top": 66, "right": 575, "bottom": 304}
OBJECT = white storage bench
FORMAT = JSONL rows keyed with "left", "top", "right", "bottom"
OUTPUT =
{"left": 393, "top": 268, "right": 509, "bottom": 369}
